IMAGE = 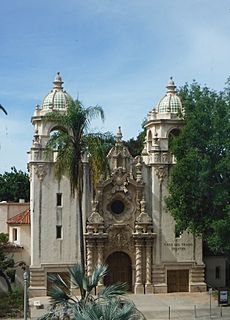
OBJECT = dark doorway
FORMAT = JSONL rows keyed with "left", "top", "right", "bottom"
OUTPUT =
{"left": 167, "top": 270, "right": 189, "bottom": 292}
{"left": 104, "top": 251, "right": 132, "bottom": 291}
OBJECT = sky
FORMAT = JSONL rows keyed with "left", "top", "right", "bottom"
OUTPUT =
{"left": 0, "top": 0, "right": 230, "bottom": 173}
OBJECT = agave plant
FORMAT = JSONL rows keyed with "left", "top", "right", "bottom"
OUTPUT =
{"left": 39, "top": 264, "right": 145, "bottom": 320}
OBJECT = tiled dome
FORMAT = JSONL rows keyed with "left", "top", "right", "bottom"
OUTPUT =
{"left": 156, "top": 78, "right": 183, "bottom": 113}
{"left": 42, "top": 72, "right": 73, "bottom": 111}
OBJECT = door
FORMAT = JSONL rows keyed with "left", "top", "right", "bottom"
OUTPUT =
{"left": 167, "top": 270, "right": 189, "bottom": 292}
{"left": 104, "top": 251, "right": 132, "bottom": 291}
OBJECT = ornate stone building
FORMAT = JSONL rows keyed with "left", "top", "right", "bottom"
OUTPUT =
{"left": 28, "top": 74, "right": 206, "bottom": 297}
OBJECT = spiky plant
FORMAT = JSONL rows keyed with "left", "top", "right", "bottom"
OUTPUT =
{"left": 39, "top": 264, "right": 146, "bottom": 320}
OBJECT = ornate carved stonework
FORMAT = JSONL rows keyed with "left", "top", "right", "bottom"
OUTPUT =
{"left": 155, "top": 165, "right": 167, "bottom": 182}
{"left": 107, "top": 225, "right": 133, "bottom": 253}
{"left": 34, "top": 164, "right": 48, "bottom": 181}
{"left": 86, "top": 200, "right": 104, "bottom": 234}
{"left": 135, "top": 156, "right": 143, "bottom": 183}
{"left": 154, "top": 152, "right": 160, "bottom": 163}
{"left": 111, "top": 168, "right": 129, "bottom": 194}
{"left": 135, "top": 198, "right": 154, "bottom": 235}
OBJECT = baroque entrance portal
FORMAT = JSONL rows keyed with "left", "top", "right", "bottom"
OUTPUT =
{"left": 104, "top": 251, "right": 132, "bottom": 291}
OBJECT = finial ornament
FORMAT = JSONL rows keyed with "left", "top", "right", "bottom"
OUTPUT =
{"left": 53, "top": 72, "right": 63, "bottom": 90}
{"left": 166, "top": 76, "right": 176, "bottom": 94}
{"left": 116, "top": 126, "right": 123, "bottom": 144}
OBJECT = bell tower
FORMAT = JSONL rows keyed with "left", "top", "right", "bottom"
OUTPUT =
{"left": 28, "top": 73, "right": 82, "bottom": 297}
{"left": 142, "top": 78, "right": 206, "bottom": 293}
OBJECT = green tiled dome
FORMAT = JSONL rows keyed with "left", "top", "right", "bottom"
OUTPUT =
{"left": 156, "top": 78, "right": 183, "bottom": 113}
{"left": 42, "top": 72, "right": 73, "bottom": 111}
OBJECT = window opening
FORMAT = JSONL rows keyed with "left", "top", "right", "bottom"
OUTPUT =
{"left": 13, "top": 228, "right": 18, "bottom": 242}
{"left": 111, "top": 200, "right": 125, "bottom": 214}
{"left": 57, "top": 193, "right": 62, "bottom": 206}
{"left": 56, "top": 226, "right": 62, "bottom": 239}
{"left": 215, "top": 266, "right": 220, "bottom": 279}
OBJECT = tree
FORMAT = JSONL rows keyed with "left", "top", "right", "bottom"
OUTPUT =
{"left": 86, "top": 132, "right": 115, "bottom": 192}
{"left": 0, "top": 233, "right": 14, "bottom": 293}
{"left": 45, "top": 99, "right": 108, "bottom": 269}
{"left": 166, "top": 81, "right": 230, "bottom": 254}
{"left": 39, "top": 264, "right": 145, "bottom": 320}
{"left": 124, "top": 121, "right": 146, "bottom": 157}
{"left": 0, "top": 167, "right": 30, "bottom": 202}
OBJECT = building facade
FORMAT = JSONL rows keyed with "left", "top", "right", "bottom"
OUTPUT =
{"left": 0, "top": 201, "right": 30, "bottom": 291}
{"left": 28, "top": 74, "right": 206, "bottom": 297}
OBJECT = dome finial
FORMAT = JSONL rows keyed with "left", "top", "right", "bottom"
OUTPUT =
{"left": 53, "top": 72, "right": 63, "bottom": 90}
{"left": 166, "top": 77, "right": 176, "bottom": 94}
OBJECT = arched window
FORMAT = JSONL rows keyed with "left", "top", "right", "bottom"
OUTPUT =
{"left": 168, "top": 128, "right": 181, "bottom": 164}
{"left": 168, "top": 128, "right": 180, "bottom": 148}
{"left": 147, "top": 130, "right": 152, "bottom": 152}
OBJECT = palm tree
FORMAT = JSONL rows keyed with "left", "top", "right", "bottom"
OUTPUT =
{"left": 86, "top": 132, "right": 115, "bottom": 192}
{"left": 45, "top": 99, "right": 109, "bottom": 269}
{"left": 39, "top": 264, "right": 146, "bottom": 320}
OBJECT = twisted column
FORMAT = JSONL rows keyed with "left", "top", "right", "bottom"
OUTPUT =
{"left": 97, "top": 241, "right": 104, "bottom": 286}
{"left": 134, "top": 240, "right": 144, "bottom": 293}
{"left": 146, "top": 242, "right": 152, "bottom": 285}
{"left": 86, "top": 241, "right": 93, "bottom": 277}
{"left": 135, "top": 243, "right": 142, "bottom": 284}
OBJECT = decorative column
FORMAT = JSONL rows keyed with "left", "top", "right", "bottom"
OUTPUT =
{"left": 155, "top": 165, "right": 167, "bottom": 264}
{"left": 145, "top": 240, "right": 153, "bottom": 293}
{"left": 86, "top": 240, "right": 93, "bottom": 278}
{"left": 34, "top": 164, "right": 48, "bottom": 260}
{"left": 97, "top": 240, "right": 104, "bottom": 288}
{"left": 134, "top": 239, "right": 144, "bottom": 293}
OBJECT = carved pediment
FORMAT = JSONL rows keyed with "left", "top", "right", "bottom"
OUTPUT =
{"left": 135, "top": 198, "right": 153, "bottom": 234}
{"left": 86, "top": 200, "right": 104, "bottom": 234}
{"left": 111, "top": 168, "right": 129, "bottom": 194}
{"left": 107, "top": 225, "right": 133, "bottom": 251}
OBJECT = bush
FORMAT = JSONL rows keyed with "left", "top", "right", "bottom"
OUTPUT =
{"left": 0, "top": 288, "right": 24, "bottom": 318}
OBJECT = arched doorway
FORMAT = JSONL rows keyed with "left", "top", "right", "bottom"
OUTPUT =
{"left": 104, "top": 251, "right": 132, "bottom": 291}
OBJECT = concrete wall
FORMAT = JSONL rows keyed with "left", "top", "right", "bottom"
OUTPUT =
{"left": 204, "top": 256, "right": 227, "bottom": 289}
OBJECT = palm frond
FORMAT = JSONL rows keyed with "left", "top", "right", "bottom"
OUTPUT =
{"left": 76, "top": 299, "right": 141, "bottom": 320}
{"left": 102, "top": 299, "right": 136, "bottom": 320}
{"left": 99, "top": 282, "right": 127, "bottom": 299}
{"left": 68, "top": 264, "right": 87, "bottom": 298}
{"left": 73, "top": 302, "right": 101, "bottom": 320}
{"left": 48, "top": 285, "right": 71, "bottom": 304}
{"left": 48, "top": 273, "right": 69, "bottom": 289}
{"left": 89, "top": 264, "right": 108, "bottom": 289}
{"left": 86, "top": 132, "right": 114, "bottom": 187}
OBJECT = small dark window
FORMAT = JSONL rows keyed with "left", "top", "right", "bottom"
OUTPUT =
{"left": 215, "top": 266, "right": 221, "bottom": 279}
{"left": 13, "top": 228, "right": 18, "bottom": 241}
{"left": 111, "top": 200, "right": 125, "bottom": 214}
{"left": 57, "top": 193, "right": 62, "bottom": 206}
{"left": 56, "top": 226, "right": 62, "bottom": 239}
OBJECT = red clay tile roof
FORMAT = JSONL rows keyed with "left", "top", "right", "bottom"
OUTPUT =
{"left": 7, "top": 209, "right": 30, "bottom": 225}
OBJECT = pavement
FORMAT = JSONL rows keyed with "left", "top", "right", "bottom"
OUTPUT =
{"left": 23, "top": 292, "right": 230, "bottom": 319}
